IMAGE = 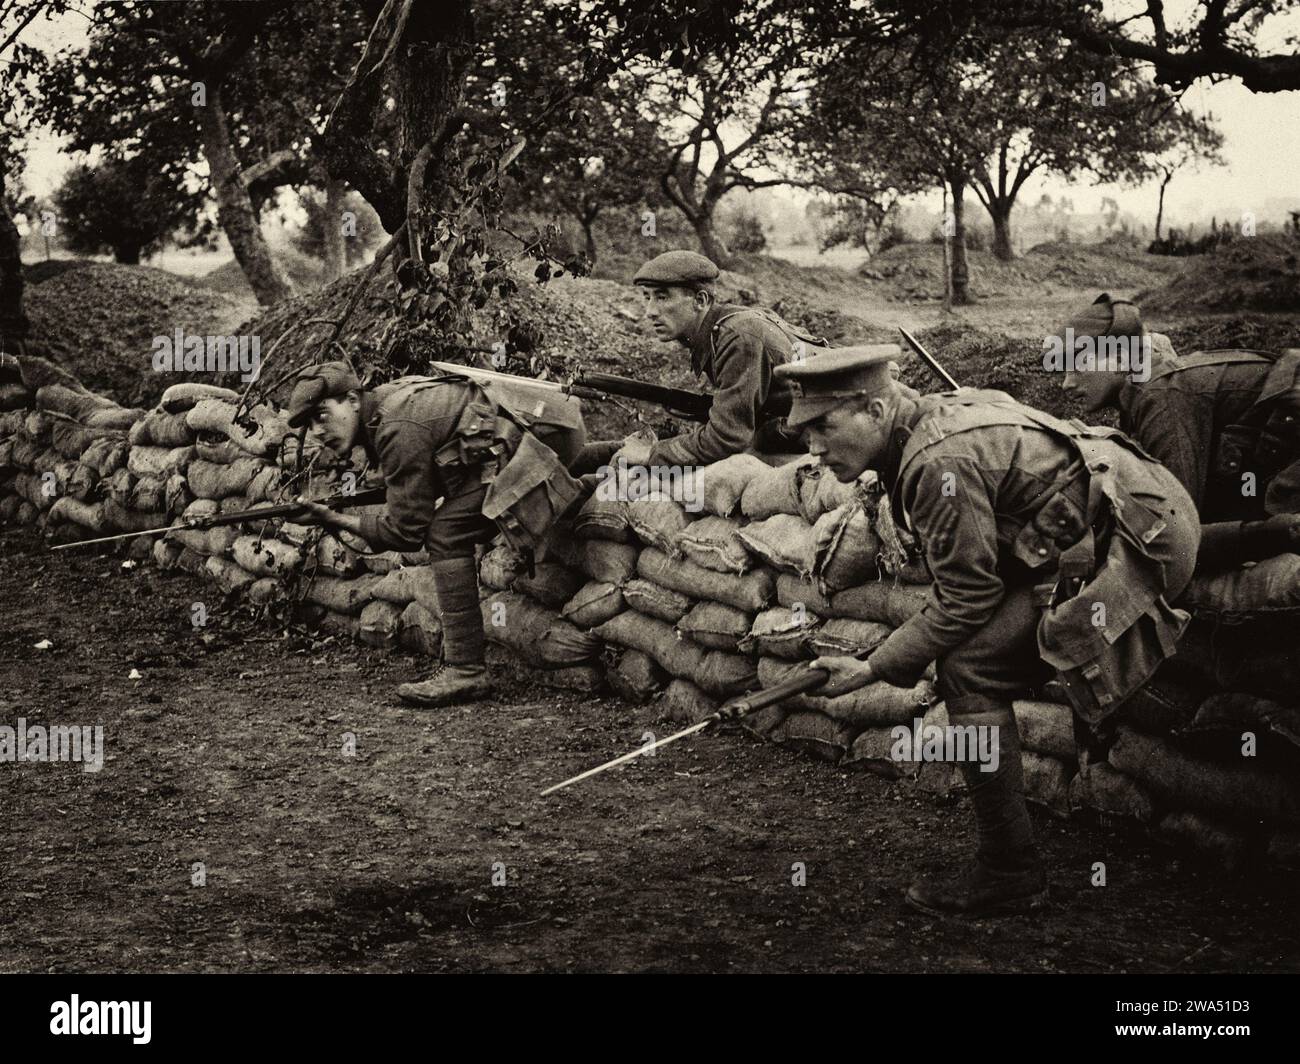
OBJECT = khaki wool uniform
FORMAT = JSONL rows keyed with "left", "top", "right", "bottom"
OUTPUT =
{"left": 355, "top": 376, "right": 586, "bottom": 560}
{"left": 647, "top": 302, "right": 821, "bottom": 465}
{"left": 1116, "top": 345, "right": 1300, "bottom": 522}
{"left": 866, "top": 389, "right": 1200, "bottom": 718}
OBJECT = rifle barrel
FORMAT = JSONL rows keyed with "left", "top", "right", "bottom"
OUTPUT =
{"left": 539, "top": 666, "right": 829, "bottom": 796}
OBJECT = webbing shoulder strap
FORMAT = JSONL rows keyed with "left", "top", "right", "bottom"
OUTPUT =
{"left": 1146, "top": 348, "right": 1274, "bottom": 383}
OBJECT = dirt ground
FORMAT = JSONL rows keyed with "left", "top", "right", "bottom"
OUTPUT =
{"left": 2, "top": 525, "right": 1297, "bottom": 974}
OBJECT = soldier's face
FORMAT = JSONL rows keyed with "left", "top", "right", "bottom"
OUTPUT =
{"left": 307, "top": 393, "right": 361, "bottom": 456}
{"left": 642, "top": 285, "right": 706, "bottom": 343}
{"left": 1060, "top": 366, "right": 1123, "bottom": 412}
{"left": 804, "top": 399, "right": 891, "bottom": 482}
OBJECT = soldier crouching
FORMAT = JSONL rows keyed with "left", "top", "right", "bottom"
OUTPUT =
{"left": 775, "top": 347, "right": 1200, "bottom": 917}
{"left": 286, "top": 360, "right": 586, "bottom": 708}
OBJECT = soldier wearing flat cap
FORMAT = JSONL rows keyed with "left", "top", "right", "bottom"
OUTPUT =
{"left": 287, "top": 361, "right": 586, "bottom": 707}
{"left": 610, "top": 249, "right": 825, "bottom": 469}
{"left": 1050, "top": 293, "right": 1300, "bottom": 572}
{"left": 779, "top": 346, "right": 1200, "bottom": 916}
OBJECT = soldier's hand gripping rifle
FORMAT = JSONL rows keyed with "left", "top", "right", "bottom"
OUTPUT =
{"left": 49, "top": 487, "right": 387, "bottom": 550}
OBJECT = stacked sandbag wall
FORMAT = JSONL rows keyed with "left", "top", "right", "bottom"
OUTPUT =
{"left": 2, "top": 365, "right": 1297, "bottom": 866}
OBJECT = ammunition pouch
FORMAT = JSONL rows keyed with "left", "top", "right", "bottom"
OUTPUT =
{"left": 482, "top": 430, "right": 583, "bottom": 556}
{"left": 1036, "top": 438, "right": 1190, "bottom": 724}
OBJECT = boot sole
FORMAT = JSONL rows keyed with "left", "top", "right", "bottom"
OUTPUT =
{"left": 905, "top": 887, "right": 1048, "bottom": 919}
{"left": 397, "top": 686, "right": 495, "bottom": 708}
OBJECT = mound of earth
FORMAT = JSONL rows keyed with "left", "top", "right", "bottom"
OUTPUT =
{"left": 1139, "top": 234, "right": 1300, "bottom": 314}
{"left": 23, "top": 261, "right": 251, "bottom": 407}
{"left": 860, "top": 239, "right": 1180, "bottom": 302}
{"left": 194, "top": 246, "right": 336, "bottom": 300}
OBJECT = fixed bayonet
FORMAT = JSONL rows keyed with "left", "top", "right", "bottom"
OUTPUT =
{"left": 898, "top": 327, "right": 960, "bottom": 391}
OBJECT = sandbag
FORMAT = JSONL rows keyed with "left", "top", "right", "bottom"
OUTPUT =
{"left": 165, "top": 473, "right": 193, "bottom": 518}
{"left": 593, "top": 610, "right": 706, "bottom": 680}
{"left": 187, "top": 456, "right": 264, "bottom": 500}
{"left": 1183, "top": 554, "right": 1300, "bottom": 616}
{"left": 302, "top": 573, "right": 381, "bottom": 616}
{"left": 1068, "top": 760, "right": 1157, "bottom": 823}
{"left": 129, "top": 475, "right": 166, "bottom": 514}
{"left": 51, "top": 419, "right": 117, "bottom": 459}
{"left": 231, "top": 534, "right": 302, "bottom": 576}
{"left": 1110, "top": 725, "right": 1300, "bottom": 824}
{"left": 82, "top": 437, "right": 128, "bottom": 478}
{"left": 675, "top": 601, "right": 752, "bottom": 651}
{"left": 84, "top": 407, "right": 142, "bottom": 431}
{"left": 195, "top": 436, "right": 244, "bottom": 465}
{"left": 813, "top": 503, "right": 880, "bottom": 592}
{"left": 1155, "top": 810, "right": 1255, "bottom": 871}
{"left": 806, "top": 617, "right": 891, "bottom": 657}
{"left": 319, "top": 610, "right": 362, "bottom": 639}
{"left": 128, "top": 408, "right": 196, "bottom": 448}
{"left": 23, "top": 410, "right": 51, "bottom": 442}
{"left": 372, "top": 565, "right": 437, "bottom": 608}
{"left": 736, "top": 513, "right": 816, "bottom": 576}
{"left": 34, "top": 383, "right": 113, "bottom": 421}
{"left": 538, "top": 618, "right": 604, "bottom": 667}
{"left": 625, "top": 492, "right": 691, "bottom": 554}
{"left": 700, "top": 453, "right": 769, "bottom": 517}
{"left": 661, "top": 678, "right": 719, "bottom": 724}
{"left": 0, "top": 381, "right": 30, "bottom": 411}
{"left": 185, "top": 398, "right": 288, "bottom": 456}
{"left": 608, "top": 649, "right": 668, "bottom": 704}
{"left": 740, "top": 606, "right": 821, "bottom": 660}
{"left": 675, "top": 515, "right": 752, "bottom": 574}
{"left": 843, "top": 725, "right": 913, "bottom": 778}
{"left": 204, "top": 555, "right": 259, "bottom": 595}
{"left": 638, "top": 547, "right": 774, "bottom": 613}
{"left": 0, "top": 494, "right": 22, "bottom": 523}
{"left": 65, "top": 462, "right": 98, "bottom": 501}
{"left": 1181, "top": 692, "right": 1300, "bottom": 756}
{"left": 8, "top": 436, "right": 38, "bottom": 471}
{"left": 775, "top": 572, "right": 831, "bottom": 615}
{"left": 560, "top": 580, "right": 625, "bottom": 629}
{"left": 692, "top": 649, "right": 758, "bottom": 699}
{"left": 739, "top": 459, "right": 804, "bottom": 519}
{"left": 247, "top": 577, "right": 283, "bottom": 606}
{"left": 47, "top": 496, "right": 106, "bottom": 532}
{"left": 480, "top": 590, "right": 559, "bottom": 665}
{"left": 101, "top": 498, "right": 163, "bottom": 533}
{"left": 358, "top": 599, "right": 404, "bottom": 650}
{"left": 829, "top": 581, "right": 928, "bottom": 626}
{"left": 160, "top": 382, "right": 241, "bottom": 414}
{"left": 1022, "top": 751, "right": 1073, "bottom": 817}
{"left": 622, "top": 577, "right": 691, "bottom": 623}
{"left": 777, "top": 711, "right": 848, "bottom": 763}
{"left": 579, "top": 540, "right": 638, "bottom": 584}
{"left": 573, "top": 492, "right": 633, "bottom": 542}
{"left": 1121, "top": 673, "right": 1203, "bottom": 735}
{"left": 514, "top": 561, "right": 584, "bottom": 608}
{"left": 479, "top": 542, "right": 523, "bottom": 590}
{"left": 152, "top": 538, "right": 183, "bottom": 572}
{"left": 1013, "top": 700, "right": 1076, "bottom": 760}
{"left": 245, "top": 464, "right": 280, "bottom": 503}
{"left": 127, "top": 444, "right": 194, "bottom": 479}
{"left": 398, "top": 601, "right": 442, "bottom": 656}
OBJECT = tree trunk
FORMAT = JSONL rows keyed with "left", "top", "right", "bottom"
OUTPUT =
{"left": 580, "top": 213, "right": 598, "bottom": 266}
{"left": 990, "top": 201, "right": 1014, "bottom": 261}
{"left": 693, "top": 210, "right": 732, "bottom": 269}
{"left": 1155, "top": 172, "right": 1172, "bottom": 239}
{"left": 114, "top": 245, "right": 142, "bottom": 265}
{"left": 0, "top": 164, "right": 28, "bottom": 356}
{"left": 196, "top": 84, "right": 292, "bottom": 306}
{"left": 324, "top": 176, "right": 347, "bottom": 280}
{"left": 948, "top": 175, "right": 973, "bottom": 306}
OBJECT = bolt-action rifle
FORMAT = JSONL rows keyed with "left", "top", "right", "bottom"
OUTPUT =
{"left": 49, "top": 487, "right": 386, "bottom": 551}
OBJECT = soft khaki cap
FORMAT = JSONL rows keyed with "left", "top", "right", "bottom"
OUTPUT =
{"left": 1062, "top": 292, "right": 1144, "bottom": 341}
{"left": 632, "top": 249, "right": 720, "bottom": 288}
{"left": 776, "top": 344, "right": 901, "bottom": 428}
{"left": 286, "top": 360, "right": 361, "bottom": 428}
